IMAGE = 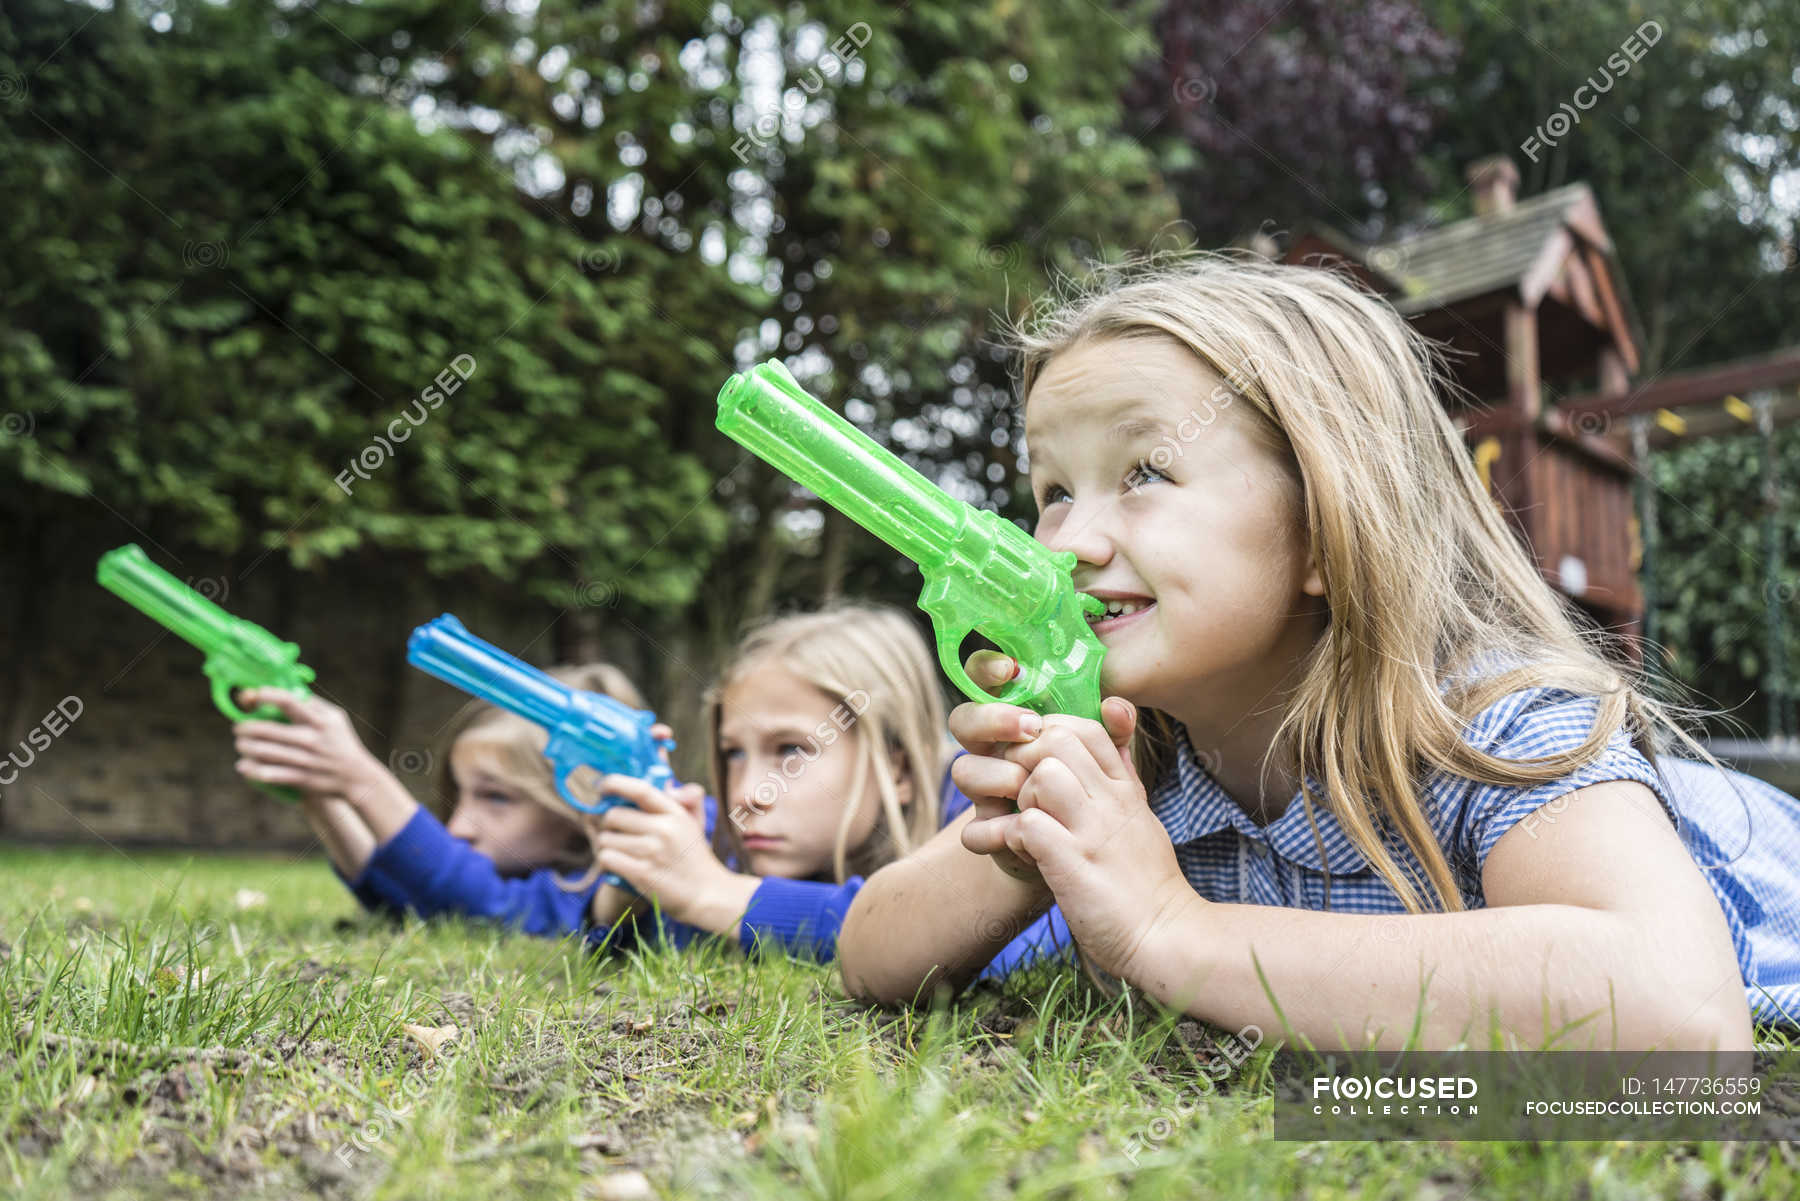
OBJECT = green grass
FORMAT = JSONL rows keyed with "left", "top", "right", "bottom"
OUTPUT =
{"left": 1, "top": 843, "right": 1794, "bottom": 1199}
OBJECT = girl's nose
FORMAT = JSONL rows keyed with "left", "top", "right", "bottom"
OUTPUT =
{"left": 1039, "top": 501, "right": 1115, "bottom": 568}
{"left": 445, "top": 807, "right": 478, "bottom": 843}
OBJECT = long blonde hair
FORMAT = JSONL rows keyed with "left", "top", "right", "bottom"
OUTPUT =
{"left": 704, "top": 604, "right": 948, "bottom": 884}
{"left": 1011, "top": 252, "right": 1728, "bottom": 913}
{"left": 432, "top": 662, "right": 649, "bottom": 885}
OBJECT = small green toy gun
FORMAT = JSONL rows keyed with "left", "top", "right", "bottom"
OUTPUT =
{"left": 716, "top": 360, "right": 1106, "bottom": 719}
{"left": 96, "top": 544, "right": 316, "bottom": 802}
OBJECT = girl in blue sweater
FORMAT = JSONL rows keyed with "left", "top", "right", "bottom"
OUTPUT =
{"left": 234, "top": 663, "right": 670, "bottom": 939}
{"left": 233, "top": 607, "right": 1066, "bottom": 973}
{"left": 585, "top": 604, "right": 1066, "bottom": 967}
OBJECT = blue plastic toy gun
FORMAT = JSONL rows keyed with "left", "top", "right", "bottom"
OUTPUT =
{"left": 406, "top": 614, "right": 675, "bottom": 886}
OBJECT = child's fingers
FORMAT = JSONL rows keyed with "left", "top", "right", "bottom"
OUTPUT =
{"left": 595, "top": 830, "right": 660, "bottom": 861}
{"left": 960, "top": 811, "right": 1020, "bottom": 859}
{"left": 1100, "top": 697, "right": 1138, "bottom": 749}
{"left": 595, "top": 847, "right": 651, "bottom": 889}
{"left": 232, "top": 719, "right": 318, "bottom": 747}
{"left": 597, "top": 774, "right": 681, "bottom": 813}
{"left": 1003, "top": 715, "right": 1134, "bottom": 789}
{"left": 963, "top": 651, "right": 1019, "bottom": 696}
{"left": 1100, "top": 697, "right": 1143, "bottom": 785}
{"left": 948, "top": 699, "right": 1043, "bottom": 757}
{"left": 1016, "top": 756, "right": 1095, "bottom": 832}
{"left": 236, "top": 759, "right": 305, "bottom": 786}
{"left": 649, "top": 721, "right": 677, "bottom": 765}
{"left": 1005, "top": 806, "right": 1077, "bottom": 872}
{"left": 950, "top": 753, "right": 1027, "bottom": 806}
{"left": 597, "top": 805, "right": 659, "bottom": 835}
{"left": 671, "top": 783, "right": 708, "bottom": 825}
{"left": 237, "top": 688, "right": 313, "bottom": 722}
{"left": 232, "top": 735, "right": 321, "bottom": 770}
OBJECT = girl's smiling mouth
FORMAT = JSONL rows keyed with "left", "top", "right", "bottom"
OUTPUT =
{"left": 1084, "top": 592, "right": 1157, "bottom": 634}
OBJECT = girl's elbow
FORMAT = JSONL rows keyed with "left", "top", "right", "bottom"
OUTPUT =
{"left": 1641, "top": 987, "right": 1753, "bottom": 1052}
{"left": 835, "top": 902, "right": 901, "bottom": 1004}
{"left": 836, "top": 896, "right": 939, "bottom": 1006}
{"left": 1689, "top": 993, "right": 1754, "bottom": 1053}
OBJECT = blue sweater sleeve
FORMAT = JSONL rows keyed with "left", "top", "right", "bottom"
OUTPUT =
{"left": 584, "top": 791, "right": 723, "bottom": 956}
{"left": 334, "top": 858, "right": 409, "bottom": 917}
{"left": 939, "top": 752, "right": 1077, "bottom": 978}
{"left": 362, "top": 807, "right": 598, "bottom": 937}
{"left": 738, "top": 876, "right": 864, "bottom": 961}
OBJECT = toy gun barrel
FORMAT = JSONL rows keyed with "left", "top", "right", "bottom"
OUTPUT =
{"left": 716, "top": 360, "right": 1106, "bottom": 719}
{"left": 406, "top": 614, "right": 674, "bottom": 816}
{"left": 96, "top": 543, "right": 315, "bottom": 802}
{"left": 405, "top": 614, "right": 570, "bottom": 732}
{"left": 716, "top": 361, "right": 964, "bottom": 569}
{"left": 96, "top": 545, "right": 235, "bottom": 652}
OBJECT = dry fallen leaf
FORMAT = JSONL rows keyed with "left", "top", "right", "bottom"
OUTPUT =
{"left": 401, "top": 1023, "right": 460, "bottom": 1064}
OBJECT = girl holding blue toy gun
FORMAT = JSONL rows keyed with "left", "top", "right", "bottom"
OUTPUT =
{"left": 233, "top": 663, "right": 680, "bottom": 938}
{"left": 232, "top": 605, "right": 1066, "bottom": 973}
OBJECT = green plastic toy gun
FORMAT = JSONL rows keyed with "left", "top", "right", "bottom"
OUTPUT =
{"left": 716, "top": 359, "right": 1106, "bottom": 720}
{"left": 96, "top": 544, "right": 316, "bottom": 802}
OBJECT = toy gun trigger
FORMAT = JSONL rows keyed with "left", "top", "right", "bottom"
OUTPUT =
{"left": 917, "top": 570, "right": 1038, "bottom": 709}
{"left": 206, "top": 661, "right": 276, "bottom": 724}
{"left": 545, "top": 735, "right": 608, "bottom": 816}
{"left": 927, "top": 621, "right": 1042, "bottom": 710}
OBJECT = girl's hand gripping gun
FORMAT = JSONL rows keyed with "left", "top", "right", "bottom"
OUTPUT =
{"left": 96, "top": 543, "right": 316, "bottom": 803}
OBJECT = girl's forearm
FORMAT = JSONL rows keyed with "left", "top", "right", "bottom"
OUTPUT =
{"left": 839, "top": 822, "right": 1054, "bottom": 1004}
{"left": 1135, "top": 895, "right": 1752, "bottom": 1052}
{"left": 339, "top": 760, "right": 421, "bottom": 844}
{"left": 300, "top": 796, "right": 379, "bottom": 878}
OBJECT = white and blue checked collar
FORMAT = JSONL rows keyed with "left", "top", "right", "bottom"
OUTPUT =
{"left": 1144, "top": 723, "right": 1373, "bottom": 874}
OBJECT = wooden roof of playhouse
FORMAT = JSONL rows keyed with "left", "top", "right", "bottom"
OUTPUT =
{"left": 1286, "top": 153, "right": 1800, "bottom": 745}
{"left": 1284, "top": 155, "right": 1652, "bottom": 638}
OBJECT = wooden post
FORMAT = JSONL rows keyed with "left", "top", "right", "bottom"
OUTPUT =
{"left": 1629, "top": 416, "right": 1660, "bottom": 680}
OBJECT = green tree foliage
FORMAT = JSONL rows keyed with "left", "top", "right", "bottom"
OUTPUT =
{"left": 0, "top": 0, "right": 1183, "bottom": 715}
{"left": 0, "top": 0, "right": 738, "bottom": 618}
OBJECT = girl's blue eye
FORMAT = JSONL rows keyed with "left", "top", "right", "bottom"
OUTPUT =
{"left": 722, "top": 748, "right": 744, "bottom": 762}
{"left": 1040, "top": 483, "right": 1071, "bottom": 506}
{"left": 777, "top": 743, "right": 805, "bottom": 757}
{"left": 479, "top": 790, "right": 514, "bottom": 805}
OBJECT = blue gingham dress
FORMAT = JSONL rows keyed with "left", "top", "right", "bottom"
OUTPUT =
{"left": 1145, "top": 685, "right": 1800, "bottom": 1026}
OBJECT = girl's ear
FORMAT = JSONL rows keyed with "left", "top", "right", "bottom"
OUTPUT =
{"left": 1302, "top": 548, "right": 1326, "bottom": 598}
{"left": 886, "top": 743, "right": 915, "bottom": 809}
